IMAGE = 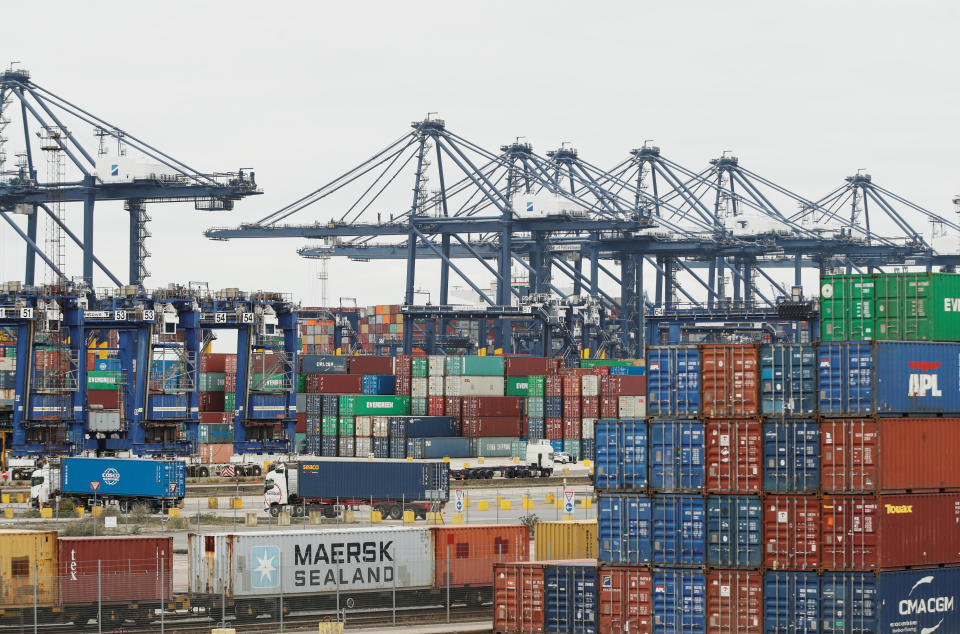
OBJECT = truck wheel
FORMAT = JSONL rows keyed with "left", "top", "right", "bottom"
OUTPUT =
{"left": 198, "top": 466, "right": 210, "bottom": 478}
{"left": 251, "top": 465, "right": 262, "bottom": 476}
{"left": 388, "top": 504, "right": 403, "bottom": 520}
{"left": 374, "top": 504, "right": 388, "bottom": 517}
{"left": 269, "top": 504, "right": 281, "bottom": 518}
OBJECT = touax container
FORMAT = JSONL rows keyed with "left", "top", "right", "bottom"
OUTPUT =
{"left": 818, "top": 341, "right": 960, "bottom": 415}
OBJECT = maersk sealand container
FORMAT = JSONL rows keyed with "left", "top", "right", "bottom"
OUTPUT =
{"left": 818, "top": 341, "right": 960, "bottom": 415}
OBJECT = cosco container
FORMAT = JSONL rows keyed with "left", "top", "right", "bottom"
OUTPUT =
{"left": 444, "top": 376, "right": 505, "bottom": 397}
{"left": 406, "top": 437, "right": 472, "bottom": 459}
{"left": 535, "top": 521, "right": 597, "bottom": 561}
{"left": 296, "top": 459, "right": 449, "bottom": 501}
{"left": 594, "top": 420, "right": 647, "bottom": 491}
{"left": 821, "top": 417, "right": 960, "bottom": 492}
{"left": 300, "top": 355, "right": 348, "bottom": 374}
{"left": 597, "top": 566, "right": 651, "bottom": 634}
{"left": 652, "top": 569, "right": 707, "bottom": 634}
{"left": 706, "top": 570, "right": 762, "bottom": 634}
{"left": 759, "top": 343, "right": 816, "bottom": 416}
{"left": 762, "top": 420, "right": 819, "bottom": 492}
{"left": 652, "top": 494, "right": 706, "bottom": 565}
{"left": 649, "top": 421, "right": 705, "bottom": 491}
{"left": 647, "top": 346, "right": 700, "bottom": 416}
{"left": 763, "top": 495, "right": 820, "bottom": 569}
{"left": 58, "top": 536, "right": 173, "bottom": 605}
{"left": 188, "top": 527, "right": 434, "bottom": 598}
{"left": 706, "top": 495, "right": 762, "bottom": 569}
{"left": 388, "top": 416, "right": 457, "bottom": 438}
{"left": 705, "top": 420, "right": 762, "bottom": 493}
{"left": 494, "top": 561, "right": 546, "bottom": 633}
{"left": 60, "top": 457, "right": 185, "bottom": 499}
{"left": 701, "top": 344, "right": 759, "bottom": 418}
{"left": 545, "top": 562, "right": 598, "bottom": 633}
{"left": 763, "top": 572, "right": 820, "bottom": 633}
{"left": 0, "top": 530, "right": 58, "bottom": 610}
{"left": 598, "top": 493, "right": 652, "bottom": 564}
{"left": 818, "top": 341, "right": 960, "bottom": 415}
{"left": 431, "top": 525, "right": 529, "bottom": 589}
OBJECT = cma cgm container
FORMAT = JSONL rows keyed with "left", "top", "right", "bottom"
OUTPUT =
{"left": 817, "top": 341, "right": 960, "bottom": 415}
{"left": 706, "top": 496, "right": 762, "bottom": 569}
{"left": 300, "top": 354, "right": 348, "bottom": 374}
{"left": 652, "top": 495, "right": 706, "bottom": 565}
{"left": 759, "top": 343, "right": 816, "bottom": 416}
{"left": 820, "top": 493, "right": 960, "bottom": 570}
{"left": 58, "top": 536, "right": 173, "bottom": 604}
{"left": 596, "top": 566, "right": 652, "bottom": 634}
{"left": 820, "top": 417, "right": 960, "bottom": 492}
{"left": 706, "top": 570, "right": 762, "bottom": 634}
{"left": 705, "top": 420, "right": 762, "bottom": 493}
{"left": 700, "top": 344, "right": 759, "bottom": 418}
{"left": 762, "top": 420, "right": 819, "bottom": 492}
{"left": 647, "top": 346, "right": 700, "bottom": 416}
{"left": 545, "top": 561, "right": 598, "bottom": 633}
{"left": 494, "top": 561, "right": 546, "bottom": 633}
{"left": 652, "top": 570, "right": 707, "bottom": 634}
{"left": 649, "top": 421, "right": 705, "bottom": 491}
{"left": 594, "top": 420, "right": 648, "bottom": 491}
{"left": 598, "top": 493, "right": 652, "bottom": 564}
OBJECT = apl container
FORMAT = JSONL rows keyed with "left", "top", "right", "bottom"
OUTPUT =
{"left": 494, "top": 561, "right": 546, "bottom": 633}
{"left": 762, "top": 420, "right": 819, "bottom": 492}
{"left": 701, "top": 344, "right": 759, "bottom": 418}
{"left": 705, "top": 421, "right": 762, "bottom": 493}
{"left": 763, "top": 495, "right": 820, "bottom": 570}
{"left": 598, "top": 493, "right": 652, "bottom": 564}
{"left": 763, "top": 571, "right": 820, "bottom": 633}
{"left": 652, "top": 569, "right": 707, "bottom": 634}
{"left": 58, "top": 536, "right": 173, "bottom": 604}
{"left": 596, "top": 566, "right": 652, "bottom": 634}
{"left": 652, "top": 494, "right": 706, "bottom": 565}
{"left": 706, "top": 570, "right": 762, "bottom": 634}
{"left": 545, "top": 562, "right": 598, "bottom": 633}
{"left": 647, "top": 345, "right": 700, "bottom": 416}
{"left": 649, "top": 421, "right": 705, "bottom": 491}
{"left": 594, "top": 420, "right": 648, "bottom": 491}
{"left": 760, "top": 343, "right": 816, "bottom": 416}
{"left": 706, "top": 495, "right": 762, "bottom": 569}
{"left": 821, "top": 417, "right": 960, "bottom": 492}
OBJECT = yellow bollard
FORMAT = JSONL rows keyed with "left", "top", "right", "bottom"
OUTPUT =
{"left": 463, "top": 462, "right": 471, "bottom": 469}
{"left": 3, "top": 507, "right": 13, "bottom": 518}
{"left": 317, "top": 622, "right": 344, "bottom": 634}
{"left": 562, "top": 467, "right": 570, "bottom": 476}
{"left": 277, "top": 511, "right": 291, "bottom": 526}
{"left": 523, "top": 498, "right": 534, "bottom": 510}
{"left": 40, "top": 507, "right": 53, "bottom": 518}
{"left": 406, "top": 456, "right": 413, "bottom": 461}
{"left": 583, "top": 459, "right": 591, "bottom": 467}
{"left": 403, "top": 510, "right": 415, "bottom": 524}
{"left": 478, "top": 500, "right": 489, "bottom": 511}
{"left": 309, "top": 511, "right": 323, "bottom": 525}
{"left": 443, "top": 456, "right": 450, "bottom": 462}
{"left": 168, "top": 507, "right": 180, "bottom": 517}
{"left": 477, "top": 456, "right": 485, "bottom": 464}
{"left": 452, "top": 512, "right": 465, "bottom": 525}
{"left": 75, "top": 507, "right": 85, "bottom": 518}
{"left": 212, "top": 628, "right": 237, "bottom": 634}
{"left": 579, "top": 498, "right": 592, "bottom": 509}
{"left": 463, "top": 496, "right": 471, "bottom": 508}
{"left": 562, "top": 514, "right": 575, "bottom": 521}
{"left": 92, "top": 506, "right": 103, "bottom": 518}
{"left": 208, "top": 497, "right": 219, "bottom": 509}
{"left": 1, "top": 493, "right": 9, "bottom": 504}
{"left": 426, "top": 511, "right": 443, "bottom": 523}
{"left": 229, "top": 497, "right": 242, "bottom": 509}
{"left": 513, "top": 456, "right": 520, "bottom": 464}
{"left": 500, "top": 499, "right": 512, "bottom": 511}
{"left": 371, "top": 510, "right": 382, "bottom": 523}
{"left": 343, "top": 510, "right": 355, "bottom": 524}
{"left": 245, "top": 512, "right": 258, "bottom": 526}
{"left": 16, "top": 493, "right": 26, "bottom": 504}
{"left": 554, "top": 499, "right": 564, "bottom": 510}
{"left": 545, "top": 493, "right": 555, "bottom": 504}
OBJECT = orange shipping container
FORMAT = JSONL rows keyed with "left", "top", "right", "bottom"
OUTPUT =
{"left": 705, "top": 420, "right": 762, "bottom": 493}
{"left": 494, "top": 561, "right": 546, "bottom": 633}
{"left": 432, "top": 524, "right": 529, "bottom": 590}
{"left": 197, "top": 443, "right": 233, "bottom": 465}
{"left": 706, "top": 570, "right": 762, "bottom": 634}
{"left": 701, "top": 344, "right": 759, "bottom": 418}
{"left": 597, "top": 565, "right": 652, "bottom": 634}
{"left": 763, "top": 495, "right": 820, "bottom": 570}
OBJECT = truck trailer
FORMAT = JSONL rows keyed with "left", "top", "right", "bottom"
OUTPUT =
{"left": 31, "top": 457, "right": 185, "bottom": 511}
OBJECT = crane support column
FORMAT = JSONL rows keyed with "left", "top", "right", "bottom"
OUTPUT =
{"left": 24, "top": 209, "right": 37, "bottom": 286}
{"left": 82, "top": 177, "right": 95, "bottom": 286}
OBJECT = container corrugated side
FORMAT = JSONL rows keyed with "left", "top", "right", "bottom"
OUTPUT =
{"left": 431, "top": 524, "right": 529, "bottom": 589}
{"left": 762, "top": 420, "right": 819, "bottom": 492}
{"left": 652, "top": 494, "right": 706, "bottom": 565}
{"left": 534, "top": 521, "right": 597, "bottom": 561}
{"left": 188, "top": 527, "right": 434, "bottom": 598}
{"left": 876, "top": 568, "right": 960, "bottom": 633}
{"left": 545, "top": 562, "right": 598, "bottom": 634}
{"left": 60, "top": 457, "right": 185, "bottom": 499}
{"left": 58, "top": 536, "right": 173, "bottom": 604}
{"left": 0, "top": 530, "right": 58, "bottom": 609}
{"left": 706, "top": 495, "right": 762, "bottom": 569}
{"left": 763, "top": 572, "right": 819, "bottom": 632}
{"left": 706, "top": 420, "right": 761, "bottom": 493}
{"left": 494, "top": 561, "right": 546, "bottom": 633}
{"left": 700, "top": 344, "right": 759, "bottom": 418}
{"left": 759, "top": 343, "right": 816, "bottom": 416}
{"left": 763, "top": 495, "right": 820, "bottom": 570}
{"left": 646, "top": 346, "right": 700, "bottom": 416}
{"left": 296, "top": 459, "right": 448, "bottom": 501}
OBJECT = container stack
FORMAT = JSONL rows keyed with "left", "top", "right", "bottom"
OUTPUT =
{"left": 197, "top": 353, "right": 236, "bottom": 459}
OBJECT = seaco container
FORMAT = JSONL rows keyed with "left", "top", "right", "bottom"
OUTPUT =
{"left": 652, "top": 569, "right": 707, "bottom": 634}
{"left": 545, "top": 561, "right": 598, "bottom": 634}
{"left": 649, "top": 421, "right": 705, "bottom": 491}
{"left": 534, "top": 521, "right": 597, "bottom": 561}
{"left": 759, "top": 343, "right": 816, "bottom": 416}
{"left": 652, "top": 494, "right": 706, "bottom": 565}
{"left": 647, "top": 346, "right": 700, "bottom": 416}
{"left": 762, "top": 420, "right": 819, "bottom": 492}
{"left": 820, "top": 493, "right": 960, "bottom": 570}
{"left": 431, "top": 524, "right": 529, "bottom": 589}
{"left": 763, "top": 572, "right": 820, "bottom": 633}
{"left": 188, "top": 527, "right": 434, "bottom": 598}
{"left": 706, "top": 495, "right": 762, "bottom": 569}
{"left": 494, "top": 561, "right": 546, "bottom": 633}
{"left": 60, "top": 457, "right": 185, "bottom": 499}
{"left": 700, "top": 344, "right": 759, "bottom": 418}
{"left": 296, "top": 459, "right": 449, "bottom": 501}
{"left": 763, "top": 495, "right": 820, "bottom": 570}
{"left": 596, "top": 565, "right": 652, "bottom": 634}
{"left": 594, "top": 419, "right": 648, "bottom": 491}
{"left": 821, "top": 417, "right": 960, "bottom": 492}
{"left": 58, "top": 536, "right": 173, "bottom": 604}
{"left": 706, "top": 570, "right": 762, "bottom": 634}
{"left": 705, "top": 420, "right": 762, "bottom": 493}
{"left": 598, "top": 493, "right": 652, "bottom": 564}
{"left": 818, "top": 341, "right": 960, "bottom": 416}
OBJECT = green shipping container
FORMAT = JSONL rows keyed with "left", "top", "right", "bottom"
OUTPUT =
{"left": 297, "top": 374, "right": 306, "bottom": 392}
{"left": 411, "top": 357, "right": 429, "bottom": 378}
{"left": 198, "top": 372, "right": 226, "bottom": 392}
{"left": 820, "top": 274, "right": 876, "bottom": 340}
{"left": 471, "top": 436, "right": 518, "bottom": 457}
{"left": 224, "top": 392, "right": 236, "bottom": 412}
{"left": 322, "top": 415, "right": 338, "bottom": 435}
{"left": 527, "top": 375, "right": 546, "bottom": 397}
{"left": 511, "top": 441, "right": 528, "bottom": 459}
{"left": 87, "top": 370, "right": 121, "bottom": 390}
{"left": 338, "top": 416, "right": 355, "bottom": 436}
{"left": 411, "top": 397, "right": 428, "bottom": 416}
{"left": 563, "top": 439, "right": 581, "bottom": 460}
{"left": 339, "top": 395, "right": 411, "bottom": 416}
{"left": 527, "top": 396, "right": 545, "bottom": 418}
{"left": 461, "top": 356, "right": 505, "bottom": 376}
{"left": 506, "top": 377, "right": 531, "bottom": 396}
{"left": 445, "top": 355, "right": 463, "bottom": 376}
{"left": 251, "top": 373, "right": 284, "bottom": 392}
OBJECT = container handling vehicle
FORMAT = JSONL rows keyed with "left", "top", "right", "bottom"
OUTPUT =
{"left": 449, "top": 440, "right": 556, "bottom": 480}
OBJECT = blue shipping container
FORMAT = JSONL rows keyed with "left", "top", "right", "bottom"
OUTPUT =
{"left": 406, "top": 436, "right": 472, "bottom": 459}
{"left": 321, "top": 436, "right": 338, "bottom": 457}
{"left": 595, "top": 419, "right": 648, "bottom": 491}
{"left": 362, "top": 374, "right": 397, "bottom": 395}
{"left": 876, "top": 568, "right": 960, "bottom": 634}
{"left": 649, "top": 421, "right": 704, "bottom": 491}
{"left": 297, "top": 459, "right": 449, "bottom": 501}
{"left": 373, "top": 437, "right": 390, "bottom": 458}
{"left": 545, "top": 563, "right": 597, "bottom": 634}
{"left": 581, "top": 439, "right": 595, "bottom": 462}
{"left": 248, "top": 394, "right": 287, "bottom": 419}
{"left": 821, "top": 573, "right": 877, "bottom": 634}
{"left": 300, "top": 355, "right": 348, "bottom": 374}
{"left": 762, "top": 420, "right": 819, "bottom": 492}
{"left": 652, "top": 494, "right": 706, "bottom": 565}
{"left": 706, "top": 495, "right": 762, "bottom": 569}
{"left": 95, "top": 358, "right": 121, "bottom": 372}
{"left": 322, "top": 395, "right": 339, "bottom": 416}
{"left": 60, "top": 457, "right": 185, "bottom": 499}
{"left": 147, "top": 394, "right": 187, "bottom": 419}
{"left": 760, "top": 344, "right": 816, "bottom": 416}
{"left": 389, "top": 416, "right": 458, "bottom": 438}
{"left": 598, "top": 493, "right": 652, "bottom": 564}
{"left": 528, "top": 417, "right": 545, "bottom": 440}
{"left": 763, "top": 572, "right": 820, "bottom": 633}
{"left": 652, "top": 570, "right": 706, "bottom": 634}
{"left": 610, "top": 366, "right": 645, "bottom": 376}
{"left": 29, "top": 394, "right": 71, "bottom": 418}
{"left": 549, "top": 439, "right": 564, "bottom": 454}
{"left": 197, "top": 423, "right": 233, "bottom": 444}
{"left": 647, "top": 346, "right": 700, "bottom": 416}
{"left": 304, "top": 394, "right": 324, "bottom": 415}
{"left": 545, "top": 396, "right": 564, "bottom": 418}
{"left": 389, "top": 438, "right": 405, "bottom": 459}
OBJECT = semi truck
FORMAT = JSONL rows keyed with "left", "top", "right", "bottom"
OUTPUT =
{"left": 449, "top": 440, "right": 555, "bottom": 480}
{"left": 30, "top": 457, "right": 186, "bottom": 511}
{"left": 263, "top": 458, "right": 449, "bottom": 520}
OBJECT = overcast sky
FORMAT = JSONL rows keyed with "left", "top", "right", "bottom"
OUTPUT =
{"left": 1, "top": 1, "right": 958, "bottom": 307}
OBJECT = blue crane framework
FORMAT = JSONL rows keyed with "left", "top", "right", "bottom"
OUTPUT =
{"left": 0, "top": 68, "right": 298, "bottom": 457}
{"left": 206, "top": 116, "right": 960, "bottom": 357}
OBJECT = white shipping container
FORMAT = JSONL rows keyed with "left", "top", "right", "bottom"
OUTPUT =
{"left": 339, "top": 437, "right": 355, "bottom": 457}
{"left": 187, "top": 527, "right": 436, "bottom": 597}
{"left": 618, "top": 396, "right": 647, "bottom": 419}
{"left": 428, "top": 356, "right": 446, "bottom": 376}
{"left": 411, "top": 378, "right": 428, "bottom": 398}
{"left": 428, "top": 376, "right": 446, "bottom": 396}
{"left": 0, "top": 358, "right": 15, "bottom": 371}
{"left": 581, "top": 375, "right": 599, "bottom": 397}
{"left": 355, "top": 437, "right": 373, "bottom": 457}
{"left": 354, "top": 417, "right": 373, "bottom": 437}
{"left": 372, "top": 417, "right": 390, "bottom": 438}
{"left": 88, "top": 411, "right": 122, "bottom": 432}
{"left": 444, "top": 376, "right": 505, "bottom": 397}
{"left": 581, "top": 418, "right": 596, "bottom": 440}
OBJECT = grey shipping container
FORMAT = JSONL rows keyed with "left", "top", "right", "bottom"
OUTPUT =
{"left": 470, "top": 436, "right": 518, "bottom": 457}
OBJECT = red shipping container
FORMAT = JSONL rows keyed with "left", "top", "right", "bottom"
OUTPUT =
{"left": 296, "top": 412, "right": 306, "bottom": 433}
{"left": 86, "top": 351, "right": 96, "bottom": 371}
{"left": 582, "top": 397, "right": 599, "bottom": 419}
{"left": 706, "top": 570, "right": 762, "bottom": 634}
{"left": 763, "top": 495, "right": 820, "bottom": 570}
{"left": 562, "top": 375, "right": 582, "bottom": 397}
{"left": 705, "top": 421, "right": 762, "bottom": 493}
{"left": 394, "top": 375, "right": 412, "bottom": 396}
{"left": 199, "top": 391, "right": 225, "bottom": 412}
{"left": 600, "top": 397, "right": 619, "bottom": 419}
{"left": 432, "top": 524, "right": 529, "bottom": 589}
{"left": 462, "top": 417, "right": 524, "bottom": 437}
{"left": 563, "top": 418, "right": 581, "bottom": 439}
{"left": 199, "top": 412, "right": 233, "bottom": 424}
{"left": 494, "top": 561, "right": 546, "bottom": 633}
{"left": 597, "top": 565, "right": 652, "bottom": 634}
{"left": 348, "top": 355, "right": 394, "bottom": 375}
{"left": 821, "top": 493, "right": 960, "bottom": 570}
{"left": 563, "top": 396, "right": 582, "bottom": 419}
{"left": 428, "top": 396, "right": 445, "bottom": 416}
{"left": 444, "top": 397, "right": 462, "bottom": 419}
{"left": 560, "top": 368, "right": 594, "bottom": 377}
{"left": 590, "top": 366, "right": 611, "bottom": 376}
{"left": 462, "top": 396, "right": 523, "bottom": 417}
{"left": 545, "top": 418, "right": 564, "bottom": 439}
{"left": 394, "top": 355, "right": 412, "bottom": 376}
{"left": 197, "top": 443, "right": 233, "bottom": 464}
{"left": 224, "top": 375, "right": 237, "bottom": 393}
{"left": 58, "top": 536, "right": 173, "bottom": 604}
{"left": 88, "top": 391, "right": 120, "bottom": 409}
{"left": 601, "top": 375, "right": 647, "bottom": 397}
{"left": 701, "top": 344, "right": 759, "bottom": 418}
{"left": 545, "top": 375, "right": 563, "bottom": 397}
{"left": 504, "top": 356, "right": 554, "bottom": 377}
{"left": 304, "top": 374, "right": 363, "bottom": 394}
{"left": 821, "top": 417, "right": 960, "bottom": 493}
{"left": 199, "top": 353, "right": 237, "bottom": 373}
